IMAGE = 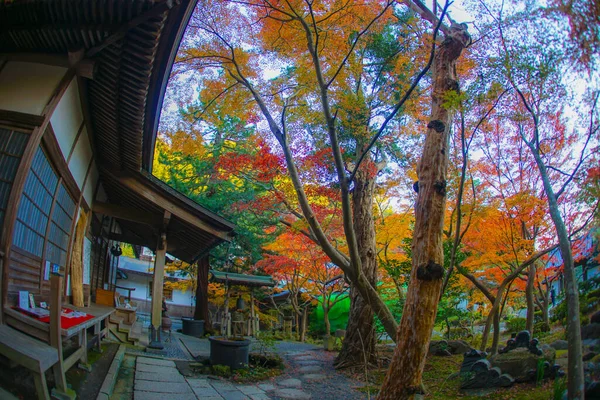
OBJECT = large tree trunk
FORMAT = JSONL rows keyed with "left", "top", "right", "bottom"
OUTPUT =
{"left": 335, "top": 152, "right": 378, "bottom": 368}
{"left": 194, "top": 256, "right": 212, "bottom": 331}
{"left": 378, "top": 24, "right": 470, "bottom": 399}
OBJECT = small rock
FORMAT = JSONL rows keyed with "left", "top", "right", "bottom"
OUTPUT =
{"left": 585, "top": 362, "right": 597, "bottom": 372}
{"left": 591, "top": 311, "right": 600, "bottom": 324}
{"left": 551, "top": 340, "right": 569, "bottom": 350}
{"left": 448, "top": 340, "right": 473, "bottom": 355}
{"left": 582, "top": 323, "right": 600, "bottom": 340}
{"left": 490, "top": 347, "right": 556, "bottom": 383}
{"left": 429, "top": 340, "right": 452, "bottom": 356}
{"left": 584, "top": 352, "right": 597, "bottom": 361}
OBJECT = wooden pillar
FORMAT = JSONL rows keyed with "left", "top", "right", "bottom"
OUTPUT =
{"left": 49, "top": 274, "right": 67, "bottom": 392}
{"left": 193, "top": 256, "right": 210, "bottom": 328}
{"left": 223, "top": 285, "right": 231, "bottom": 337}
{"left": 149, "top": 232, "right": 167, "bottom": 349}
{"left": 250, "top": 290, "right": 256, "bottom": 337}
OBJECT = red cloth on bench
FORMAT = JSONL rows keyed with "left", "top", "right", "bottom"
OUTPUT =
{"left": 16, "top": 307, "right": 95, "bottom": 330}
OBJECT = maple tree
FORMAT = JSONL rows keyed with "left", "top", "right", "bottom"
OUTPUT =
{"left": 150, "top": 0, "right": 600, "bottom": 397}
{"left": 258, "top": 231, "right": 348, "bottom": 338}
{"left": 460, "top": 2, "right": 600, "bottom": 395}
{"left": 173, "top": 0, "right": 449, "bottom": 371}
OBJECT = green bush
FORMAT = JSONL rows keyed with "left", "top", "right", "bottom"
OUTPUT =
{"left": 534, "top": 310, "right": 543, "bottom": 323}
{"left": 506, "top": 317, "right": 527, "bottom": 333}
{"left": 212, "top": 364, "right": 232, "bottom": 377}
{"left": 552, "top": 276, "right": 600, "bottom": 327}
{"left": 534, "top": 321, "right": 550, "bottom": 333}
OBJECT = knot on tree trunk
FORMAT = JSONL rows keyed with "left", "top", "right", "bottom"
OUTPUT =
{"left": 427, "top": 120, "right": 446, "bottom": 133}
{"left": 433, "top": 180, "right": 447, "bottom": 196}
{"left": 442, "top": 23, "right": 471, "bottom": 61}
{"left": 417, "top": 261, "right": 444, "bottom": 281}
{"left": 447, "top": 79, "right": 460, "bottom": 93}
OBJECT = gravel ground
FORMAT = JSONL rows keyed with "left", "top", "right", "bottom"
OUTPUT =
{"left": 73, "top": 343, "right": 120, "bottom": 399}
{"left": 125, "top": 332, "right": 194, "bottom": 360}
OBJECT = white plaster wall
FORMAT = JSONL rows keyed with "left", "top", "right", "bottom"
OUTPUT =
{"left": 83, "top": 163, "right": 99, "bottom": 207}
{"left": 68, "top": 126, "right": 93, "bottom": 188}
{"left": 0, "top": 61, "right": 66, "bottom": 115}
{"left": 118, "top": 257, "right": 194, "bottom": 306}
{"left": 95, "top": 183, "right": 108, "bottom": 203}
{"left": 116, "top": 273, "right": 193, "bottom": 306}
{"left": 116, "top": 274, "right": 150, "bottom": 300}
{"left": 50, "top": 78, "right": 83, "bottom": 158}
{"left": 170, "top": 285, "right": 194, "bottom": 306}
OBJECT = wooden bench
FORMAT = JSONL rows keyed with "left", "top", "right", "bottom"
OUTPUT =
{"left": 0, "top": 324, "right": 59, "bottom": 399}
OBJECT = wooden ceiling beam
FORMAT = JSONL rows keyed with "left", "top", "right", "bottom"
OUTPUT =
{"left": 108, "top": 233, "right": 153, "bottom": 249}
{"left": 116, "top": 174, "right": 232, "bottom": 242}
{"left": 93, "top": 201, "right": 161, "bottom": 227}
{"left": 86, "top": 1, "right": 173, "bottom": 58}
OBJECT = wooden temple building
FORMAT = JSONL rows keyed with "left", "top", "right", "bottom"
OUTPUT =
{"left": 0, "top": 0, "right": 235, "bottom": 398}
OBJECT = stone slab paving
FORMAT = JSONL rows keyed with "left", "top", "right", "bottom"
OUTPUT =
{"left": 278, "top": 378, "right": 302, "bottom": 388}
{"left": 272, "top": 388, "right": 312, "bottom": 399}
{"left": 131, "top": 339, "right": 366, "bottom": 400}
{"left": 302, "top": 374, "right": 326, "bottom": 382}
{"left": 297, "top": 365, "right": 322, "bottom": 374}
{"left": 295, "top": 360, "right": 321, "bottom": 366}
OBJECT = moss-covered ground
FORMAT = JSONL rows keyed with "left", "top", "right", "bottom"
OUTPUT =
{"left": 347, "top": 352, "right": 563, "bottom": 399}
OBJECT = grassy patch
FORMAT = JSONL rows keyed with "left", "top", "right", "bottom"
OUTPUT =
{"left": 344, "top": 353, "right": 558, "bottom": 399}
{"left": 190, "top": 352, "right": 284, "bottom": 383}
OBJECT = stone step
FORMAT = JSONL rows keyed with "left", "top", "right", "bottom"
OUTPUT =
{"left": 118, "top": 321, "right": 134, "bottom": 334}
{"left": 109, "top": 314, "right": 124, "bottom": 325}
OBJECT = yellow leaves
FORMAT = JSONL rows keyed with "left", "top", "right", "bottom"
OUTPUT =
{"left": 376, "top": 211, "right": 412, "bottom": 265}
{"left": 207, "top": 283, "right": 226, "bottom": 307}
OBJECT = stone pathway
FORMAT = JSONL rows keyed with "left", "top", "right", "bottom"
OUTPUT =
{"left": 131, "top": 338, "right": 367, "bottom": 400}
{"left": 132, "top": 355, "right": 314, "bottom": 400}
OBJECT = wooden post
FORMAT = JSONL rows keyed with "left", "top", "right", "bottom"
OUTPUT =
{"left": 49, "top": 274, "right": 67, "bottom": 392}
{"left": 149, "top": 232, "right": 167, "bottom": 349}
{"left": 223, "top": 283, "right": 230, "bottom": 336}
{"left": 250, "top": 290, "right": 256, "bottom": 337}
{"left": 0, "top": 251, "right": 3, "bottom": 324}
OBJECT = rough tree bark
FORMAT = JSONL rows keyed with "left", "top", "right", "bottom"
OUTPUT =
{"left": 335, "top": 152, "right": 378, "bottom": 368}
{"left": 378, "top": 23, "right": 470, "bottom": 399}
{"left": 524, "top": 138, "right": 585, "bottom": 399}
{"left": 194, "top": 256, "right": 212, "bottom": 330}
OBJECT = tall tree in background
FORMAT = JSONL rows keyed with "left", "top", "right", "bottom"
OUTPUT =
{"left": 473, "top": 1, "right": 600, "bottom": 395}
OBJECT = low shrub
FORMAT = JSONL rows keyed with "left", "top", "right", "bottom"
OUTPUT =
{"left": 534, "top": 321, "right": 550, "bottom": 333}
{"left": 212, "top": 364, "right": 232, "bottom": 377}
{"left": 506, "top": 317, "right": 527, "bottom": 333}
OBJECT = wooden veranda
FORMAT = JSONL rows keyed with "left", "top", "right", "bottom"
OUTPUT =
{"left": 0, "top": 0, "right": 235, "bottom": 397}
